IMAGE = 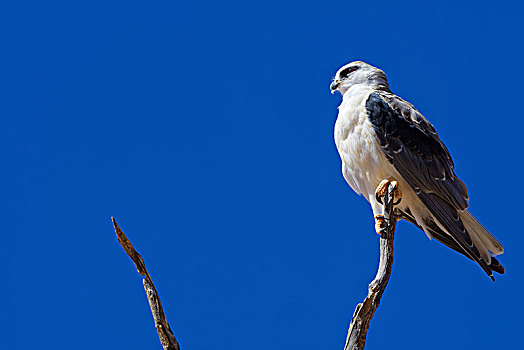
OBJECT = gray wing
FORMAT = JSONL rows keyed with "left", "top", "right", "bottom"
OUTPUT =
{"left": 365, "top": 92, "right": 494, "bottom": 279}
{"left": 369, "top": 91, "right": 469, "bottom": 210}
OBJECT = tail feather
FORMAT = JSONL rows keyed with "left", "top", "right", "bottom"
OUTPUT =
{"left": 400, "top": 209, "right": 505, "bottom": 278}
{"left": 467, "top": 227, "right": 492, "bottom": 265}
{"left": 489, "top": 256, "right": 505, "bottom": 274}
{"left": 461, "top": 211, "right": 504, "bottom": 255}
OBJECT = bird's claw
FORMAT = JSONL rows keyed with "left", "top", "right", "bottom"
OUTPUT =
{"left": 375, "top": 179, "right": 402, "bottom": 235}
{"left": 375, "top": 178, "right": 402, "bottom": 205}
{"left": 375, "top": 215, "right": 387, "bottom": 234}
{"left": 375, "top": 191, "right": 384, "bottom": 205}
{"left": 375, "top": 215, "right": 402, "bottom": 235}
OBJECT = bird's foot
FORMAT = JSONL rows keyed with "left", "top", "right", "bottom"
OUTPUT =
{"left": 374, "top": 215, "right": 387, "bottom": 234}
{"left": 375, "top": 178, "right": 402, "bottom": 205}
{"left": 374, "top": 214, "right": 401, "bottom": 234}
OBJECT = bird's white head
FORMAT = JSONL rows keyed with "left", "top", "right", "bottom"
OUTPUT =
{"left": 330, "top": 61, "right": 389, "bottom": 95}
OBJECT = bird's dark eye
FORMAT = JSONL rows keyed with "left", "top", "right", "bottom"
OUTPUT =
{"left": 339, "top": 66, "right": 359, "bottom": 79}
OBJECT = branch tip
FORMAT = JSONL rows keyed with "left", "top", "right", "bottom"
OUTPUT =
{"left": 113, "top": 219, "right": 180, "bottom": 350}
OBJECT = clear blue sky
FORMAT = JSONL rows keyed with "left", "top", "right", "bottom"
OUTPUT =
{"left": 2, "top": 1, "right": 523, "bottom": 349}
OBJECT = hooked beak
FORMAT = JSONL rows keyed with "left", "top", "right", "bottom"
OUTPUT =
{"left": 330, "top": 80, "right": 341, "bottom": 94}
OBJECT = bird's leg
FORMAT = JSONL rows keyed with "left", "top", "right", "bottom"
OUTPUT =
{"left": 374, "top": 178, "right": 402, "bottom": 234}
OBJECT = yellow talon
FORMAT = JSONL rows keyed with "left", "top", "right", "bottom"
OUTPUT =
{"left": 375, "top": 178, "right": 402, "bottom": 205}
{"left": 375, "top": 215, "right": 387, "bottom": 234}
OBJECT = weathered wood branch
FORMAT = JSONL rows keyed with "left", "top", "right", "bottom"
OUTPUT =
{"left": 112, "top": 217, "right": 180, "bottom": 350}
{"left": 344, "top": 181, "right": 400, "bottom": 350}
{"left": 112, "top": 181, "right": 398, "bottom": 350}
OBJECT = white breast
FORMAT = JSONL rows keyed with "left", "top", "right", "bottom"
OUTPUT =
{"left": 334, "top": 86, "right": 395, "bottom": 205}
{"left": 333, "top": 86, "right": 434, "bottom": 235}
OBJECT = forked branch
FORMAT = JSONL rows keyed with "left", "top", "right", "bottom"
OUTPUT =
{"left": 112, "top": 181, "right": 399, "bottom": 350}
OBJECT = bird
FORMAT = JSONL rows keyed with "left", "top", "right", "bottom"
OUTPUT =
{"left": 330, "top": 61, "right": 504, "bottom": 280}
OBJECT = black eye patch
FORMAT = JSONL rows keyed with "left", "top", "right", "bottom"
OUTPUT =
{"left": 339, "top": 66, "right": 359, "bottom": 78}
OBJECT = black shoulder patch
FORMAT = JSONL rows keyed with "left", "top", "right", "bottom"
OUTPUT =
{"left": 365, "top": 92, "right": 468, "bottom": 210}
{"left": 365, "top": 92, "right": 441, "bottom": 163}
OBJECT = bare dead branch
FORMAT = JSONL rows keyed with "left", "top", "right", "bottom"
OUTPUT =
{"left": 344, "top": 181, "right": 400, "bottom": 350}
{"left": 112, "top": 217, "right": 180, "bottom": 350}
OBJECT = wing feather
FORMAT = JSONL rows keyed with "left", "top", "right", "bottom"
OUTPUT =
{"left": 366, "top": 92, "right": 469, "bottom": 209}
{"left": 365, "top": 92, "right": 496, "bottom": 278}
